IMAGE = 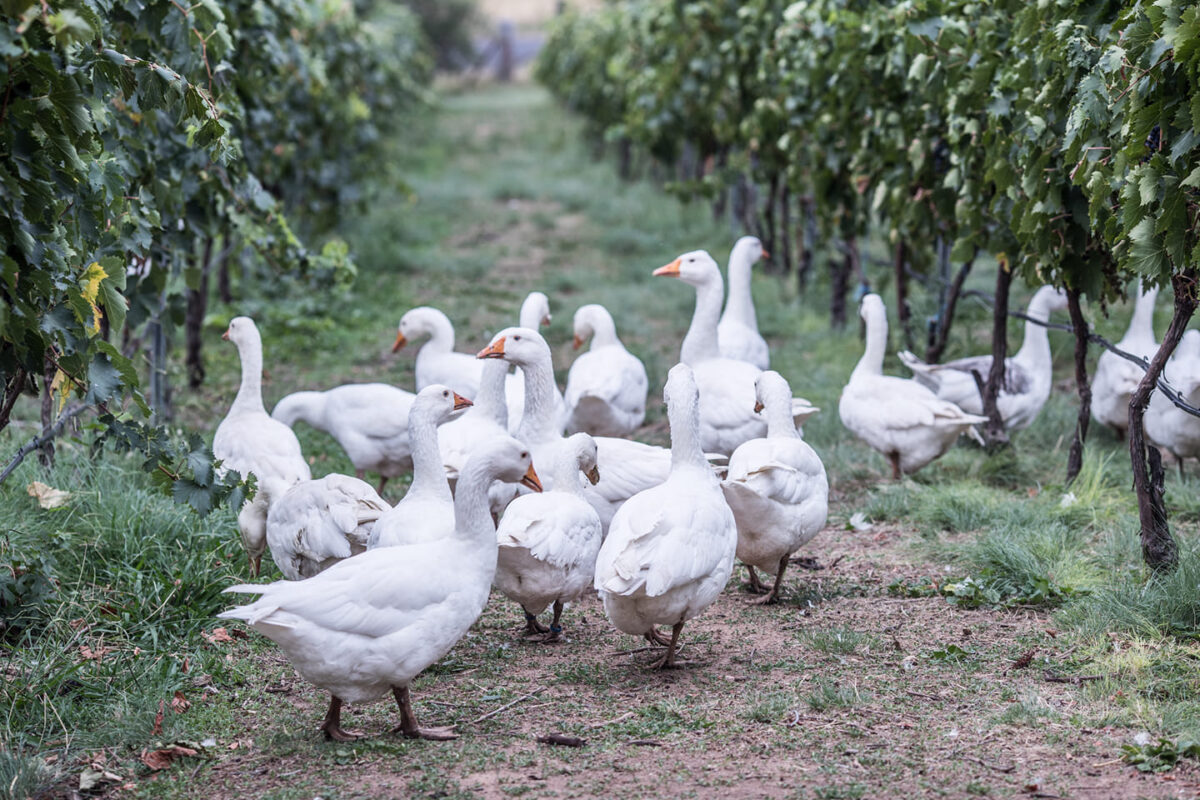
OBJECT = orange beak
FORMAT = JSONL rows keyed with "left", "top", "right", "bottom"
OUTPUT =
{"left": 760, "top": 249, "right": 770, "bottom": 260}
{"left": 652, "top": 258, "right": 682, "bottom": 278}
{"left": 222, "top": 329, "right": 230, "bottom": 341}
{"left": 520, "top": 463, "right": 543, "bottom": 493}
{"left": 477, "top": 337, "right": 506, "bottom": 359}
{"left": 572, "top": 334, "right": 584, "bottom": 350}
{"left": 452, "top": 392, "right": 473, "bottom": 410}
{"left": 391, "top": 331, "right": 407, "bottom": 353}
{"left": 541, "top": 314, "right": 551, "bottom": 327}
{"left": 754, "top": 401, "right": 765, "bottom": 413}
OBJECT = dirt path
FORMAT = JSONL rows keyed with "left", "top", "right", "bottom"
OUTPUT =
{"left": 136, "top": 86, "right": 1200, "bottom": 799}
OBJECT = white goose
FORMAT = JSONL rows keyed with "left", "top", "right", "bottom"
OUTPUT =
{"left": 392, "top": 306, "right": 490, "bottom": 397}
{"left": 654, "top": 250, "right": 818, "bottom": 455}
{"left": 439, "top": 358, "right": 510, "bottom": 484}
{"left": 564, "top": 303, "right": 648, "bottom": 437}
{"left": 722, "top": 371, "right": 829, "bottom": 605}
{"left": 220, "top": 437, "right": 543, "bottom": 742}
{"left": 718, "top": 236, "right": 770, "bottom": 369}
{"left": 271, "top": 383, "right": 415, "bottom": 493}
{"left": 262, "top": 474, "right": 390, "bottom": 580}
{"left": 213, "top": 316, "right": 311, "bottom": 575}
{"left": 840, "top": 294, "right": 987, "bottom": 478}
{"left": 368, "top": 385, "right": 473, "bottom": 549}
{"left": 1092, "top": 282, "right": 1159, "bottom": 437}
{"left": 494, "top": 433, "right": 603, "bottom": 641}
{"left": 478, "top": 327, "right": 672, "bottom": 531}
{"left": 1145, "top": 329, "right": 1200, "bottom": 471}
{"left": 899, "top": 285, "right": 1068, "bottom": 431}
{"left": 594, "top": 364, "right": 737, "bottom": 669}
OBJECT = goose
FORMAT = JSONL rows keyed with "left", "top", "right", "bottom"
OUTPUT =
{"left": 722, "top": 371, "right": 829, "bottom": 605}
{"left": 478, "top": 327, "right": 673, "bottom": 530}
{"left": 1144, "top": 329, "right": 1200, "bottom": 472}
{"left": 1091, "top": 282, "right": 1159, "bottom": 438}
{"left": 493, "top": 433, "right": 603, "bottom": 641}
{"left": 368, "top": 385, "right": 473, "bottom": 549}
{"left": 564, "top": 303, "right": 648, "bottom": 437}
{"left": 271, "top": 383, "right": 416, "bottom": 494}
{"left": 513, "top": 291, "right": 566, "bottom": 435}
{"left": 439, "top": 358, "right": 514, "bottom": 505}
{"left": 840, "top": 294, "right": 987, "bottom": 478}
{"left": 262, "top": 474, "right": 390, "bottom": 580}
{"left": 898, "top": 286, "right": 1068, "bottom": 431}
{"left": 718, "top": 236, "right": 770, "bottom": 369}
{"left": 594, "top": 364, "right": 737, "bottom": 669}
{"left": 213, "top": 316, "right": 311, "bottom": 575}
{"left": 654, "top": 251, "right": 818, "bottom": 455}
{"left": 392, "top": 306, "right": 489, "bottom": 397}
{"left": 219, "top": 436, "right": 543, "bottom": 741}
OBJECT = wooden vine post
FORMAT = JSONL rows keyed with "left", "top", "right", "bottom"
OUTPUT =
{"left": 977, "top": 255, "right": 1011, "bottom": 450}
{"left": 1064, "top": 287, "right": 1090, "bottom": 485}
{"left": 1128, "top": 269, "right": 1198, "bottom": 571}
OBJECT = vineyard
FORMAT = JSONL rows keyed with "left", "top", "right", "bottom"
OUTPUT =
{"left": 2, "top": 0, "right": 1200, "bottom": 798}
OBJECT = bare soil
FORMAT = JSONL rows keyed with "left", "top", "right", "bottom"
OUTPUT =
{"left": 163, "top": 523, "right": 1198, "bottom": 799}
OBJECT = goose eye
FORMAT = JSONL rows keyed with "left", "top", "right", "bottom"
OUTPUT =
{"left": 442, "top": 390, "right": 449, "bottom": 397}
{"left": 514, "top": 335, "right": 521, "bottom": 341}
{"left": 520, "top": 452, "right": 528, "bottom": 459}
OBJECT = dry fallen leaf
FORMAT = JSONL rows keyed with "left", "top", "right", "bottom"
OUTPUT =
{"left": 79, "top": 767, "right": 122, "bottom": 791}
{"left": 79, "top": 644, "right": 114, "bottom": 663}
{"left": 27, "top": 480, "right": 71, "bottom": 509}
{"left": 140, "top": 745, "right": 198, "bottom": 771}
{"left": 202, "top": 628, "right": 234, "bottom": 645}
{"left": 170, "top": 691, "right": 190, "bottom": 714}
{"left": 152, "top": 699, "right": 164, "bottom": 736}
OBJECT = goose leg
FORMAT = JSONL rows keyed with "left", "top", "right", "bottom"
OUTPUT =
{"left": 644, "top": 628, "right": 672, "bottom": 647}
{"left": 539, "top": 600, "right": 564, "bottom": 643}
{"left": 650, "top": 622, "right": 685, "bottom": 670}
{"left": 749, "top": 556, "right": 789, "bottom": 606}
{"left": 523, "top": 609, "right": 549, "bottom": 636}
{"left": 320, "top": 695, "right": 360, "bottom": 742}
{"left": 377, "top": 475, "right": 389, "bottom": 495}
{"left": 249, "top": 553, "right": 261, "bottom": 578}
{"left": 392, "top": 686, "right": 457, "bottom": 741}
{"left": 889, "top": 453, "right": 902, "bottom": 480}
{"left": 745, "top": 566, "right": 766, "bottom": 594}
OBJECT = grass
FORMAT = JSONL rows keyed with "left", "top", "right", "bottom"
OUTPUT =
{"left": 0, "top": 80, "right": 1198, "bottom": 796}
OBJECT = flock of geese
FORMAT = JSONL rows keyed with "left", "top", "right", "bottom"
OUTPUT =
{"left": 211, "top": 238, "right": 1199, "bottom": 740}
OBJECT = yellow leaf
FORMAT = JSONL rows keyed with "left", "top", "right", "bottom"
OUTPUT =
{"left": 49, "top": 369, "right": 74, "bottom": 414}
{"left": 80, "top": 261, "right": 108, "bottom": 334}
{"left": 27, "top": 481, "right": 71, "bottom": 509}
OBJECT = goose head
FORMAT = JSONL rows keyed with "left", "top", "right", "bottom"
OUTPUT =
{"left": 222, "top": 316, "right": 260, "bottom": 349}
{"left": 653, "top": 250, "right": 722, "bottom": 289}
{"left": 520, "top": 291, "right": 552, "bottom": 330}
{"left": 1029, "top": 285, "right": 1069, "bottom": 316}
{"left": 754, "top": 370, "right": 792, "bottom": 414}
{"left": 563, "top": 432, "right": 600, "bottom": 485}
{"left": 411, "top": 383, "right": 473, "bottom": 425}
{"left": 393, "top": 306, "right": 450, "bottom": 352}
{"left": 473, "top": 436, "right": 543, "bottom": 492}
{"left": 572, "top": 304, "right": 605, "bottom": 349}
{"left": 859, "top": 293, "right": 886, "bottom": 325}
{"left": 730, "top": 235, "right": 768, "bottom": 265}
{"left": 476, "top": 326, "right": 550, "bottom": 369}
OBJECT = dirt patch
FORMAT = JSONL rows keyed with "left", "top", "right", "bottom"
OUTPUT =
{"left": 162, "top": 525, "right": 1197, "bottom": 799}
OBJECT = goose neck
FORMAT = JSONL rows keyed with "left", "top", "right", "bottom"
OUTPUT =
{"left": 668, "top": 391, "right": 710, "bottom": 471}
{"left": 420, "top": 315, "right": 456, "bottom": 353}
{"left": 232, "top": 334, "right": 266, "bottom": 414}
{"left": 514, "top": 351, "right": 558, "bottom": 445}
{"left": 407, "top": 407, "right": 452, "bottom": 500}
{"left": 453, "top": 459, "right": 501, "bottom": 546}
{"left": 852, "top": 307, "right": 887, "bottom": 379}
{"left": 477, "top": 360, "right": 510, "bottom": 428}
{"left": 765, "top": 394, "right": 801, "bottom": 439}
{"left": 680, "top": 276, "right": 723, "bottom": 366}
{"left": 272, "top": 392, "right": 322, "bottom": 427}
{"left": 1128, "top": 284, "right": 1159, "bottom": 343}
{"left": 722, "top": 252, "right": 758, "bottom": 330}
